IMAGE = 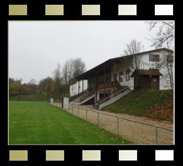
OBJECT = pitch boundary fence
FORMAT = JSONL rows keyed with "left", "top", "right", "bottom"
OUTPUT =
{"left": 51, "top": 102, "right": 173, "bottom": 145}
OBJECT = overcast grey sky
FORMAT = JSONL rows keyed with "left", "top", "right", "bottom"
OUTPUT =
{"left": 9, "top": 21, "right": 158, "bottom": 84}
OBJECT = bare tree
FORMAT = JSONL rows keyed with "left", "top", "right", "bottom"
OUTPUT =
{"left": 28, "top": 79, "right": 37, "bottom": 85}
{"left": 72, "top": 58, "right": 86, "bottom": 79}
{"left": 62, "top": 58, "right": 86, "bottom": 85}
{"left": 62, "top": 59, "right": 73, "bottom": 86}
{"left": 52, "top": 63, "right": 62, "bottom": 93}
{"left": 146, "top": 21, "right": 174, "bottom": 49}
{"left": 121, "top": 39, "right": 145, "bottom": 89}
{"left": 53, "top": 64, "right": 61, "bottom": 82}
{"left": 122, "top": 39, "right": 144, "bottom": 70}
{"left": 146, "top": 21, "right": 174, "bottom": 89}
{"left": 164, "top": 54, "right": 173, "bottom": 89}
{"left": 154, "top": 51, "right": 174, "bottom": 89}
{"left": 123, "top": 39, "right": 144, "bottom": 56}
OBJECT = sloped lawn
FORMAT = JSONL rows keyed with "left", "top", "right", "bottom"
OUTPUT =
{"left": 103, "top": 89, "right": 173, "bottom": 122}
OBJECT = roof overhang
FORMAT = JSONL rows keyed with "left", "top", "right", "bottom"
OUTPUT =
{"left": 131, "top": 69, "right": 163, "bottom": 77}
{"left": 76, "top": 57, "right": 122, "bottom": 79}
{"left": 76, "top": 48, "right": 172, "bottom": 80}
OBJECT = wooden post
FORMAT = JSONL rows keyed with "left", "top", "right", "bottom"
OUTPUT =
{"left": 117, "top": 117, "right": 119, "bottom": 135}
{"left": 95, "top": 72, "right": 98, "bottom": 103}
{"left": 104, "top": 68, "right": 106, "bottom": 98}
{"left": 78, "top": 80, "right": 80, "bottom": 94}
{"left": 82, "top": 80, "right": 84, "bottom": 95}
{"left": 90, "top": 77, "right": 91, "bottom": 92}
{"left": 89, "top": 78, "right": 90, "bottom": 90}
{"left": 114, "top": 62, "right": 116, "bottom": 95}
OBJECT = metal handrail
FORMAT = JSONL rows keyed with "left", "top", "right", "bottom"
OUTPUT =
{"left": 97, "top": 87, "right": 129, "bottom": 105}
{"left": 70, "top": 88, "right": 94, "bottom": 101}
{"left": 79, "top": 90, "right": 95, "bottom": 102}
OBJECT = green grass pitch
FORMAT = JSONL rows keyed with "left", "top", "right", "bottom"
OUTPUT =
{"left": 9, "top": 101, "right": 131, "bottom": 145}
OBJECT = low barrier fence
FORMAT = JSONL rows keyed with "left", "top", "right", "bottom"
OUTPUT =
{"left": 51, "top": 102, "right": 173, "bottom": 145}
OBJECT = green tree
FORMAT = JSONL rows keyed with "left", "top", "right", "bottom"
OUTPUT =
{"left": 44, "top": 84, "right": 51, "bottom": 92}
{"left": 38, "top": 77, "right": 52, "bottom": 92}
{"left": 9, "top": 83, "right": 21, "bottom": 96}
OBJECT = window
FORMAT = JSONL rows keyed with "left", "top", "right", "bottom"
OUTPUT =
{"left": 149, "top": 54, "right": 160, "bottom": 62}
{"left": 119, "top": 71, "right": 124, "bottom": 82}
{"left": 126, "top": 69, "right": 131, "bottom": 81}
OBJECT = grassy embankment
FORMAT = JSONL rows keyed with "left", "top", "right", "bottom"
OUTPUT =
{"left": 9, "top": 93, "right": 50, "bottom": 101}
{"left": 103, "top": 89, "right": 173, "bottom": 122}
{"left": 9, "top": 92, "right": 63, "bottom": 102}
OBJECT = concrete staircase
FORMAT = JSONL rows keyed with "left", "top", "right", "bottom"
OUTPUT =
{"left": 94, "top": 86, "right": 132, "bottom": 110}
{"left": 70, "top": 88, "right": 95, "bottom": 105}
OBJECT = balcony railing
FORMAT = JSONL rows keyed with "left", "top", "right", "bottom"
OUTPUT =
{"left": 97, "top": 80, "right": 122, "bottom": 90}
{"left": 97, "top": 81, "right": 114, "bottom": 89}
{"left": 70, "top": 80, "right": 126, "bottom": 103}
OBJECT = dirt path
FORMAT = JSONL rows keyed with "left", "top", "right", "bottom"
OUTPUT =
{"left": 52, "top": 103, "right": 173, "bottom": 145}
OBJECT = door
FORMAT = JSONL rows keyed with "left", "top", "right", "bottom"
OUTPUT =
{"left": 151, "top": 77, "right": 159, "bottom": 90}
{"left": 142, "top": 76, "right": 151, "bottom": 89}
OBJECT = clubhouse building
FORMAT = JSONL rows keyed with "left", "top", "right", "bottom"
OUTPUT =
{"left": 69, "top": 48, "right": 173, "bottom": 109}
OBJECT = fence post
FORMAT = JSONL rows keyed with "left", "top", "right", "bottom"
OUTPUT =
{"left": 86, "top": 109, "right": 87, "bottom": 121}
{"left": 97, "top": 112, "right": 99, "bottom": 126}
{"left": 117, "top": 117, "right": 119, "bottom": 135}
{"left": 72, "top": 106, "right": 73, "bottom": 114}
{"left": 155, "top": 125, "right": 158, "bottom": 145}
{"left": 78, "top": 108, "right": 79, "bottom": 116}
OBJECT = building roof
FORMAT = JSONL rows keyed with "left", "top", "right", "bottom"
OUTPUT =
{"left": 76, "top": 57, "right": 122, "bottom": 79}
{"left": 131, "top": 69, "right": 163, "bottom": 77}
{"left": 121, "top": 48, "right": 173, "bottom": 58}
{"left": 76, "top": 48, "right": 172, "bottom": 79}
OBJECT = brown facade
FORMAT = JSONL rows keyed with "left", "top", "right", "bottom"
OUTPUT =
{"left": 134, "top": 75, "right": 160, "bottom": 90}
{"left": 132, "top": 69, "right": 162, "bottom": 90}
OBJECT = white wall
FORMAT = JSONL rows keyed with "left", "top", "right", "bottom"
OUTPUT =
{"left": 112, "top": 50, "right": 173, "bottom": 90}
{"left": 140, "top": 50, "right": 172, "bottom": 90}
{"left": 62, "top": 97, "right": 69, "bottom": 109}
{"left": 70, "top": 80, "right": 88, "bottom": 96}
{"left": 112, "top": 60, "right": 134, "bottom": 90}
